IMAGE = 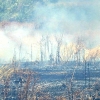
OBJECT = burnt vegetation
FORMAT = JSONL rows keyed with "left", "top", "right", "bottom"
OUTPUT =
{"left": 0, "top": 35, "right": 100, "bottom": 100}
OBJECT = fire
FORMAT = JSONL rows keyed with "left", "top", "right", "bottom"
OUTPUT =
{"left": 84, "top": 46, "right": 100, "bottom": 60}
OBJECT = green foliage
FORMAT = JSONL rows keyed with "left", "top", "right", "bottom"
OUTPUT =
{"left": 0, "top": 0, "right": 35, "bottom": 22}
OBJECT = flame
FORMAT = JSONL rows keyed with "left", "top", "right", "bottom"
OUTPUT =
{"left": 84, "top": 46, "right": 100, "bottom": 60}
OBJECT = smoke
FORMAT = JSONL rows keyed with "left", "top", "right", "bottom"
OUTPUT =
{"left": 0, "top": 0, "right": 100, "bottom": 62}
{"left": 32, "top": 0, "right": 100, "bottom": 47}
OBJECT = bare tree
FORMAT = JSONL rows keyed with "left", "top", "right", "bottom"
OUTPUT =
{"left": 55, "top": 34, "right": 63, "bottom": 65}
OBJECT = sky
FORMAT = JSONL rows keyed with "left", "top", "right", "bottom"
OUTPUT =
{"left": 0, "top": 0, "right": 100, "bottom": 62}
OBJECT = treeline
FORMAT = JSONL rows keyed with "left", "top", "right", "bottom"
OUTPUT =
{"left": 0, "top": 0, "right": 58, "bottom": 22}
{"left": 0, "top": 0, "right": 40, "bottom": 22}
